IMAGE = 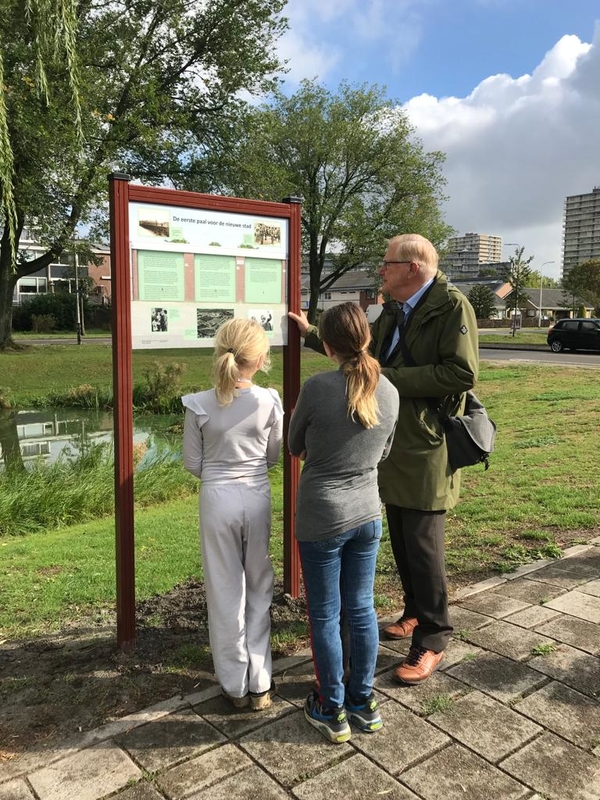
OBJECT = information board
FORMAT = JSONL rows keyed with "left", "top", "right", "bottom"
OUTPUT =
{"left": 129, "top": 203, "right": 289, "bottom": 349}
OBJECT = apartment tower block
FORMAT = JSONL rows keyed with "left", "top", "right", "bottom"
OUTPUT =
{"left": 562, "top": 186, "right": 600, "bottom": 279}
{"left": 443, "top": 233, "right": 503, "bottom": 279}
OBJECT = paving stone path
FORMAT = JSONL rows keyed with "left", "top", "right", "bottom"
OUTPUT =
{"left": 1, "top": 539, "right": 599, "bottom": 800}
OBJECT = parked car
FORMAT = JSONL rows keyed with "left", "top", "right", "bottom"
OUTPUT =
{"left": 547, "top": 318, "right": 600, "bottom": 352}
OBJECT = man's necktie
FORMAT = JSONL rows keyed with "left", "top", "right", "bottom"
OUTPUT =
{"left": 396, "top": 304, "right": 405, "bottom": 332}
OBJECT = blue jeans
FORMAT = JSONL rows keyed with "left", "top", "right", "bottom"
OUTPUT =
{"left": 298, "top": 519, "right": 382, "bottom": 709}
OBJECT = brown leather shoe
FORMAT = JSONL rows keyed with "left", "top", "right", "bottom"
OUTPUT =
{"left": 383, "top": 616, "right": 418, "bottom": 640}
{"left": 393, "top": 646, "right": 444, "bottom": 685}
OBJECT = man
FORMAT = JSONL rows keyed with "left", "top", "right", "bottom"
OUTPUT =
{"left": 289, "top": 234, "right": 479, "bottom": 684}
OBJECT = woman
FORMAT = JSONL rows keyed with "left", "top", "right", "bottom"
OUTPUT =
{"left": 288, "top": 302, "right": 399, "bottom": 743}
{"left": 182, "top": 318, "right": 283, "bottom": 711}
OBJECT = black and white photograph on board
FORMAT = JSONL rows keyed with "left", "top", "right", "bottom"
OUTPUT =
{"left": 248, "top": 309, "right": 274, "bottom": 332}
{"left": 151, "top": 307, "right": 168, "bottom": 332}
{"left": 196, "top": 308, "right": 234, "bottom": 338}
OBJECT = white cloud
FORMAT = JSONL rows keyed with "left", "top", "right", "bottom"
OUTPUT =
{"left": 275, "top": 28, "right": 341, "bottom": 87}
{"left": 278, "top": 0, "right": 427, "bottom": 88}
{"left": 403, "top": 29, "right": 599, "bottom": 279}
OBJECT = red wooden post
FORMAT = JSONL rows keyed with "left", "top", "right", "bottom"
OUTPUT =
{"left": 282, "top": 197, "right": 302, "bottom": 597}
{"left": 109, "top": 174, "right": 136, "bottom": 651}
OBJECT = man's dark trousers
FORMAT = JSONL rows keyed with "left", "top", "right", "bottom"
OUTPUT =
{"left": 385, "top": 505, "right": 452, "bottom": 653}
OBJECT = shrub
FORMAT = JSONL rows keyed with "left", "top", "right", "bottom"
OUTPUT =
{"left": 31, "top": 314, "right": 56, "bottom": 333}
{"left": 64, "top": 384, "right": 102, "bottom": 408}
{"left": 133, "top": 362, "right": 186, "bottom": 414}
{"left": 87, "top": 305, "right": 112, "bottom": 331}
{"left": 12, "top": 293, "right": 87, "bottom": 331}
{"left": 32, "top": 385, "right": 111, "bottom": 409}
{"left": 0, "top": 388, "right": 13, "bottom": 409}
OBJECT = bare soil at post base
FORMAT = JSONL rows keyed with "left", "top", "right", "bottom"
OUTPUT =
{"left": 0, "top": 580, "right": 309, "bottom": 761}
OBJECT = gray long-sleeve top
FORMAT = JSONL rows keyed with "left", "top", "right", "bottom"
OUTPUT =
{"left": 288, "top": 368, "right": 399, "bottom": 542}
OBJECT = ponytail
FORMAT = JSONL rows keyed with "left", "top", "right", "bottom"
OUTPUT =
{"left": 319, "top": 303, "right": 381, "bottom": 429}
{"left": 342, "top": 350, "right": 380, "bottom": 429}
{"left": 213, "top": 319, "right": 270, "bottom": 406}
{"left": 213, "top": 350, "right": 240, "bottom": 406}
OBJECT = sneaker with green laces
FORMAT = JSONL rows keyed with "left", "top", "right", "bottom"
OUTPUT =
{"left": 304, "top": 690, "right": 351, "bottom": 744}
{"left": 345, "top": 691, "right": 383, "bottom": 732}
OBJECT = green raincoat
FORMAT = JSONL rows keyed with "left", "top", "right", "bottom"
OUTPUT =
{"left": 304, "top": 271, "right": 479, "bottom": 511}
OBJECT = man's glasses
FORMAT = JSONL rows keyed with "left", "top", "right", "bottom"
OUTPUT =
{"left": 381, "top": 260, "right": 412, "bottom": 269}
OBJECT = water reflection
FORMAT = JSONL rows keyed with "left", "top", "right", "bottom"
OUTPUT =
{"left": 0, "top": 408, "right": 181, "bottom": 473}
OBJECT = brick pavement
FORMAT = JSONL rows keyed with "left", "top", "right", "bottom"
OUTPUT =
{"left": 1, "top": 538, "right": 599, "bottom": 800}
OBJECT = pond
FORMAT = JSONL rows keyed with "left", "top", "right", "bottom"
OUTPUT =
{"left": 0, "top": 407, "right": 182, "bottom": 474}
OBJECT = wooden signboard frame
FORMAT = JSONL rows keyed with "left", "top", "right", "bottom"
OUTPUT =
{"left": 109, "top": 174, "right": 302, "bottom": 650}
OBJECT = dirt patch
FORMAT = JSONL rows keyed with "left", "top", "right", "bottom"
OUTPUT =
{"left": 0, "top": 580, "right": 309, "bottom": 761}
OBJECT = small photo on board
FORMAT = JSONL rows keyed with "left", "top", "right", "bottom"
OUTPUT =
{"left": 253, "top": 222, "right": 282, "bottom": 247}
{"left": 151, "top": 308, "right": 168, "bottom": 332}
{"left": 138, "top": 207, "right": 170, "bottom": 238}
{"left": 196, "top": 308, "right": 234, "bottom": 338}
{"left": 248, "top": 309, "right": 274, "bottom": 332}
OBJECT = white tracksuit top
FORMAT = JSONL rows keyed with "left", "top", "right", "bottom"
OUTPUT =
{"left": 182, "top": 386, "right": 283, "bottom": 482}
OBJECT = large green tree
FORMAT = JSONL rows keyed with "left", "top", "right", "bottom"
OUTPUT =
{"left": 468, "top": 284, "right": 497, "bottom": 320}
{"left": 215, "top": 80, "right": 451, "bottom": 322}
{"left": 504, "top": 247, "right": 533, "bottom": 336}
{"left": 0, "top": 1, "right": 81, "bottom": 247}
{"left": 0, "top": 0, "right": 287, "bottom": 348}
{"left": 523, "top": 270, "right": 558, "bottom": 289}
{"left": 562, "top": 259, "right": 600, "bottom": 313}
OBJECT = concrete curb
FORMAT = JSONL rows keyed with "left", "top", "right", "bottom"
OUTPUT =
{"left": 449, "top": 543, "right": 596, "bottom": 602}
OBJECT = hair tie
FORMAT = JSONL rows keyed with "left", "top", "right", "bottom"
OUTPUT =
{"left": 226, "top": 348, "right": 234, "bottom": 354}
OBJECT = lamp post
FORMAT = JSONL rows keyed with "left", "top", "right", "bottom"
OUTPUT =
{"left": 74, "top": 251, "right": 82, "bottom": 345}
{"left": 538, "top": 260, "right": 555, "bottom": 328}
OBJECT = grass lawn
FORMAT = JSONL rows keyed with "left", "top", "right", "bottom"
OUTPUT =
{"left": 1, "top": 346, "right": 599, "bottom": 638}
{"left": 478, "top": 330, "right": 548, "bottom": 345}
{"left": 13, "top": 330, "right": 109, "bottom": 339}
{"left": 2, "top": 344, "right": 326, "bottom": 406}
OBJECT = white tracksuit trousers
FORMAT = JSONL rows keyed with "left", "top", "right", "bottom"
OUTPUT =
{"left": 199, "top": 479, "right": 274, "bottom": 698}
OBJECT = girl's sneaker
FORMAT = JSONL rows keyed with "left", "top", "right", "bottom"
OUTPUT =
{"left": 344, "top": 691, "right": 383, "bottom": 732}
{"left": 304, "top": 690, "right": 351, "bottom": 744}
{"left": 222, "top": 689, "right": 250, "bottom": 709}
{"left": 250, "top": 681, "right": 277, "bottom": 711}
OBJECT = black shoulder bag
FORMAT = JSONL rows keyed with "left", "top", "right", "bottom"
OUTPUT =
{"left": 395, "top": 324, "right": 497, "bottom": 471}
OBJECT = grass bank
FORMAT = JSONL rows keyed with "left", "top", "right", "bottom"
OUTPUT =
{"left": 0, "top": 344, "right": 298, "bottom": 406}
{"left": 0, "top": 443, "right": 197, "bottom": 536}
{"left": 1, "top": 345, "right": 326, "bottom": 408}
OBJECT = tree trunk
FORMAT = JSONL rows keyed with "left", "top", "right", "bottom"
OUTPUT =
{"left": 0, "top": 251, "right": 18, "bottom": 350}
{"left": 0, "top": 213, "right": 62, "bottom": 348}
{"left": 307, "top": 230, "right": 322, "bottom": 324}
{"left": 0, "top": 409, "right": 26, "bottom": 476}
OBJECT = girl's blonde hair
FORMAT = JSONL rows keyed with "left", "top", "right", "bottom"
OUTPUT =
{"left": 213, "top": 318, "right": 270, "bottom": 406}
{"left": 319, "top": 302, "right": 381, "bottom": 429}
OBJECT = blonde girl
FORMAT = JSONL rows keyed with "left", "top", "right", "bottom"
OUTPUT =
{"left": 182, "top": 318, "right": 283, "bottom": 711}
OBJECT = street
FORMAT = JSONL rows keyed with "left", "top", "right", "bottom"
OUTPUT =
{"left": 480, "top": 347, "right": 600, "bottom": 367}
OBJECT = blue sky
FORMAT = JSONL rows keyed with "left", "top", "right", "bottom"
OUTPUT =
{"left": 277, "top": 0, "right": 600, "bottom": 278}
